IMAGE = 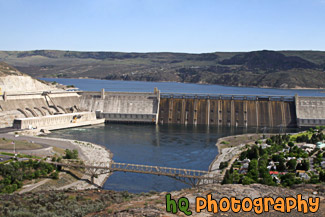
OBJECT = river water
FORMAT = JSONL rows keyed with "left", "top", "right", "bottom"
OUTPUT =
{"left": 42, "top": 78, "right": 320, "bottom": 193}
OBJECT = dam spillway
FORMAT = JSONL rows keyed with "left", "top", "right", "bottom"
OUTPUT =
{"left": 158, "top": 94, "right": 297, "bottom": 127}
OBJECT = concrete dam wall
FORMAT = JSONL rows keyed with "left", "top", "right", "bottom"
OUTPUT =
{"left": 79, "top": 90, "right": 308, "bottom": 127}
{"left": 2, "top": 88, "right": 324, "bottom": 129}
{"left": 296, "top": 96, "right": 325, "bottom": 127}
{"left": 79, "top": 90, "right": 159, "bottom": 123}
{"left": 158, "top": 94, "right": 297, "bottom": 127}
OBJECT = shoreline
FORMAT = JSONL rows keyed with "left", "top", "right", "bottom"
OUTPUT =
{"left": 208, "top": 133, "right": 273, "bottom": 181}
{"left": 39, "top": 77, "right": 325, "bottom": 91}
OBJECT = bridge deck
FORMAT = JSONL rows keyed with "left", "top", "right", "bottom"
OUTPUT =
{"left": 48, "top": 161, "right": 214, "bottom": 180}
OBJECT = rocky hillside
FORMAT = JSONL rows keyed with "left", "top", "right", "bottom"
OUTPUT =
{"left": 0, "top": 62, "right": 22, "bottom": 76}
{"left": 0, "top": 50, "right": 325, "bottom": 88}
{"left": 0, "top": 184, "right": 324, "bottom": 216}
{"left": 0, "top": 62, "right": 57, "bottom": 93}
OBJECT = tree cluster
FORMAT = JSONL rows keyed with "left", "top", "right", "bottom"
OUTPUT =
{"left": 0, "top": 160, "right": 57, "bottom": 193}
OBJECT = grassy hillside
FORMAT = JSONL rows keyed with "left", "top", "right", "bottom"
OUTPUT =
{"left": 0, "top": 50, "right": 324, "bottom": 88}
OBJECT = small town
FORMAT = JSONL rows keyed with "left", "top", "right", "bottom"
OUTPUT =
{"left": 222, "top": 127, "right": 325, "bottom": 187}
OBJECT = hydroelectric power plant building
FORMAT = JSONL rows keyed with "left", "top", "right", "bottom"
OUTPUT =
{"left": 2, "top": 85, "right": 323, "bottom": 131}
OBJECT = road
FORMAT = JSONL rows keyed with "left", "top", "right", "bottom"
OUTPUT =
{"left": 0, "top": 133, "right": 87, "bottom": 160}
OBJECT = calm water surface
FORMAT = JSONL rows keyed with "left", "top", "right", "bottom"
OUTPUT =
{"left": 48, "top": 124, "right": 302, "bottom": 193}
{"left": 41, "top": 78, "right": 325, "bottom": 97}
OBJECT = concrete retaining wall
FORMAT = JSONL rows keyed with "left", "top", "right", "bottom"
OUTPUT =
{"left": 13, "top": 112, "right": 98, "bottom": 130}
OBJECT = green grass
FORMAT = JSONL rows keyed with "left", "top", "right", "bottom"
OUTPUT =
{"left": 0, "top": 152, "right": 15, "bottom": 156}
{"left": 290, "top": 131, "right": 314, "bottom": 141}
{"left": 0, "top": 152, "right": 41, "bottom": 159}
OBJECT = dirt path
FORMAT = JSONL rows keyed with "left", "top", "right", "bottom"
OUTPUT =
{"left": 19, "top": 179, "right": 50, "bottom": 194}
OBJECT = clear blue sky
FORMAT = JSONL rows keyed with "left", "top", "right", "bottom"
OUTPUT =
{"left": 1, "top": 0, "right": 324, "bottom": 53}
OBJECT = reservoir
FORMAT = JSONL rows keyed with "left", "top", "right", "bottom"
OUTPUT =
{"left": 41, "top": 78, "right": 325, "bottom": 96}
{"left": 42, "top": 78, "right": 319, "bottom": 193}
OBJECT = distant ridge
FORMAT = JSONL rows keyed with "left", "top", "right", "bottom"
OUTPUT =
{"left": 0, "top": 50, "right": 324, "bottom": 88}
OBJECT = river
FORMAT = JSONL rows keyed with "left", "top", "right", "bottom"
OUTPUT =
{"left": 41, "top": 78, "right": 317, "bottom": 193}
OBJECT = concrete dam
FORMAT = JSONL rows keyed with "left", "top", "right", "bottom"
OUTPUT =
{"left": 80, "top": 89, "right": 325, "bottom": 128}
{"left": 1, "top": 87, "right": 324, "bottom": 130}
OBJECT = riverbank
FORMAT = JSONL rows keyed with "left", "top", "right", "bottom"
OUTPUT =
{"left": 209, "top": 133, "right": 269, "bottom": 181}
{"left": 0, "top": 131, "right": 112, "bottom": 191}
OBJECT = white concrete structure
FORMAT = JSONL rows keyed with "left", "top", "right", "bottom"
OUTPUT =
{"left": 296, "top": 95, "right": 325, "bottom": 127}
{"left": 13, "top": 112, "right": 104, "bottom": 130}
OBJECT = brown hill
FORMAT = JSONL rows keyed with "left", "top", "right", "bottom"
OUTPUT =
{"left": 0, "top": 50, "right": 324, "bottom": 88}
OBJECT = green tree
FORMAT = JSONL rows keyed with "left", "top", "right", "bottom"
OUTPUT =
{"left": 222, "top": 170, "right": 232, "bottom": 184}
{"left": 286, "top": 159, "right": 297, "bottom": 171}
{"left": 288, "top": 142, "right": 294, "bottom": 148}
{"left": 242, "top": 176, "right": 255, "bottom": 185}
{"left": 319, "top": 171, "right": 325, "bottom": 182}
{"left": 248, "top": 159, "right": 259, "bottom": 181}
{"left": 63, "top": 149, "right": 79, "bottom": 159}
{"left": 280, "top": 173, "right": 301, "bottom": 187}
{"left": 277, "top": 160, "right": 286, "bottom": 172}
{"left": 247, "top": 146, "right": 259, "bottom": 160}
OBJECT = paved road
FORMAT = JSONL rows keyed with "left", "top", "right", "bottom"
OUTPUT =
{"left": 0, "top": 133, "right": 87, "bottom": 160}
{"left": 0, "top": 154, "right": 11, "bottom": 162}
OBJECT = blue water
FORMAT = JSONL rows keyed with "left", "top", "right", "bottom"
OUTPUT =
{"left": 41, "top": 78, "right": 325, "bottom": 97}
{"left": 47, "top": 124, "right": 302, "bottom": 193}
{"left": 42, "top": 78, "right": 315, "bottom": 193}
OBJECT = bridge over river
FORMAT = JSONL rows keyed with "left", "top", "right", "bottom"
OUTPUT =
{"left": 48, "top": 161, "right": 219, "bottom": 187}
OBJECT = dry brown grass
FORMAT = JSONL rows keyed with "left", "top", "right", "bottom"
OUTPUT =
{"left": 0, "top": 138, "right": 42, "bottom": 150}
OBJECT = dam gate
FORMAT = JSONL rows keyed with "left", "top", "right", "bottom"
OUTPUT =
{"left": 158, "top": 94, "right": 297, "bottom": 127}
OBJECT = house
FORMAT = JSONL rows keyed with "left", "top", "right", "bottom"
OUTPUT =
{"left": 296, "top": 170, "right": 306, "bottom": 174}
{"left": 241, "top": 159, "right": 251, "bottom": 164}
{"left": 271, "top": 174, "right": 280, "bottom": 184}
{"left": 299, "top": 173, "right": 310, "bottom": 180}
{"left": 297, "top": 158, "right": 303, "bottom": 164}
{"left": 241, "top": 163, "right": 249, "bottom": 170}
{"left": 305, "top": 148, "right": 314, "bottom": 153}
{"left": 316, "top": 142, "right": 325, "bottom": 149}
{"left": 267, "top": 161, "right": 276, "bottom": 171}
{"left": 260, "top": 144, "right": 270, "bottom": 149}
{"left": 302, "top": 144, "right": 316, "bottom": 149}
{"left": 296, "top": 170, "right": 310, "bottom": 180}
